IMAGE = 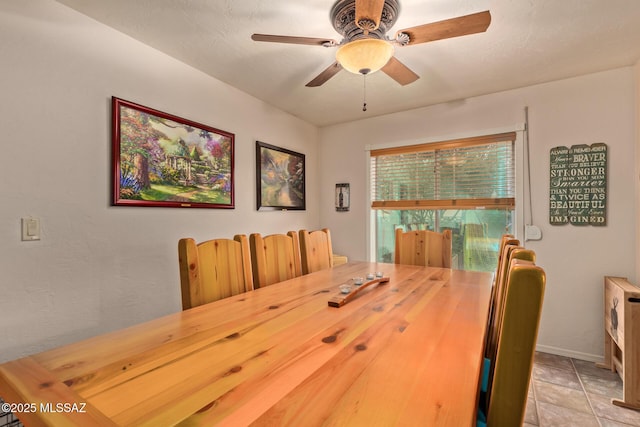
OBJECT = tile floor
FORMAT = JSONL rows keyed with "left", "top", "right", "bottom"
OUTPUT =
{"left": 526, "top": 351, "right": 640, "bottom": 427}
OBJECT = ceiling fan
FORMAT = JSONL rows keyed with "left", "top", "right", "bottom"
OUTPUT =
{"left": 251, "top": 0, "right": 491, "bottom": 88}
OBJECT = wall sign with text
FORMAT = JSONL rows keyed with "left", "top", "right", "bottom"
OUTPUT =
{"left": 549, "top": 143, "right": 607, "bottom": 226}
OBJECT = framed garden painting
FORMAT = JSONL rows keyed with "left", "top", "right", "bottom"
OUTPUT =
{"left": 256, "top": 141, "right": 305, "bottom": 210}
{"left": 112, "top": 97, "right": 234, "bottom": 208}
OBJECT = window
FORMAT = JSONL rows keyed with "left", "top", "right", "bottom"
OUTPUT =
{"left": 370, "top": 132, "right": 516, "bottom": 271}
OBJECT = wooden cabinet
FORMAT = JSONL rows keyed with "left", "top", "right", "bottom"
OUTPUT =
{"left": 597, "top": 276, "right": 640, "bottom": 409}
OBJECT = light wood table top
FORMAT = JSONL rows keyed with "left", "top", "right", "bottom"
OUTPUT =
{"left": 0, "top": 262, "right": 493, "bottom": 426}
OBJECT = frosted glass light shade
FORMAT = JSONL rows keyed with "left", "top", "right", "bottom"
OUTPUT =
{"left": 336, "top": 39, "right": 394, "bottom": 75}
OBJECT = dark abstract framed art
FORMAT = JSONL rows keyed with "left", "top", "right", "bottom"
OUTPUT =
{"left": 256, "top": 141, "right": 305, "bottom": 211}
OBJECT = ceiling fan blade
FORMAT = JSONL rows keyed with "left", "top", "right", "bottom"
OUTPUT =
{"left": 381, "top": 57, "right": 419, "bottom": 86}
{"left": 251, "top": 34, "right": 336, "bottom": 46}
{"left": 396, "top": 11, "right": 491, "bottom": 45}
{"left": 306, "top": 62, "right": 343, "bottom": 87}
{"left": 355, "top": 0, "right": 385, "bottom": 31}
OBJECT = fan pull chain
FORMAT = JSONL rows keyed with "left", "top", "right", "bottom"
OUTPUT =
{"left": 362, "top": 73, "right": 367, "bottom": 112}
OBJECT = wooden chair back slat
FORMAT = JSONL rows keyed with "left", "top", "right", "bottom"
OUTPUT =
{"left": 250, "top": 231, "right": 302, "bottom": 288}
{"left": 178, "top": 235, "right": 253, "bottom": 310}
{"left": 394, "top": 228, "right": 452, "bottom": 268}
{"left": 299, "top": 229, "right": 334, "bottom": 274}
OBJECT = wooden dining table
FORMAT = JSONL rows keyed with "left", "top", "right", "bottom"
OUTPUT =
{"left": 0, "top": 261, "right": 493, "bottom": 427}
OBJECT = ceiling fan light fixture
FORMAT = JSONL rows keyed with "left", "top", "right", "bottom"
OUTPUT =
{"left": 335, "top": 38, "right": 394, "bottom": 75}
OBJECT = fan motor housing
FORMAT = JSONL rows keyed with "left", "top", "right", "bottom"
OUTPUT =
{"left": 330, "top": 0, "right": 400, "bottom": 42}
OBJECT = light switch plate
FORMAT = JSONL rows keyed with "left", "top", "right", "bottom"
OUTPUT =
{"left": 21, "top": 217, "right": 40, "bottom": 241}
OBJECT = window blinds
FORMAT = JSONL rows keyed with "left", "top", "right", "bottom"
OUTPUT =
{"left": 370, "top": 132, "right": 516, "bottom": 210}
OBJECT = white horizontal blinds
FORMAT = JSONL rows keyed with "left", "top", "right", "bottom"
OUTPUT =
{"left": 370, "top": 132, "right": 516, "bottom": 210}
{"left": 372, "top": 150, "right": 436, "bottom": 201}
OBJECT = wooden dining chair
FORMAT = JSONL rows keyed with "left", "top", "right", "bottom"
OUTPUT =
{"left": 249, "top": 231, "right": 302, "bottom": 288}
{"left": 394, "top": 228, "right": 452, "bottom": 268}
{"left": 485, "top": 246, "right": 536, "bottom": 364}
{"left": 481, "top": 244, "right": 533, "bottom": 403}
{"left": 492, "top": 235, "right": 516, "bottom": 282}
{"left": 483, "top": 237, "right": 519, "bottom": 355}
{"left": 487, "top": 242, "right": 524, "bottom": 344}
{"left": 299, "top": 228, "right": 333, "bottom": 274}
{"left": 479, "top": 259, "right": 546, "bottom": 427}
{"left": 178, "top": 235, "right": 253, "bottom": 310}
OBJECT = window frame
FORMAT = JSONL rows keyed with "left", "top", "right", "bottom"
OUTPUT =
{"left": 365, "top": 127, "right": 526, "bottom": 262}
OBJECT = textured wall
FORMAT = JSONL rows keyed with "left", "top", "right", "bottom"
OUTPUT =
{"left": 0, "top": 0, "right": 319, "bottom": 363}
{"left": 319, "top": 67, "right": 637, "bottom": 360}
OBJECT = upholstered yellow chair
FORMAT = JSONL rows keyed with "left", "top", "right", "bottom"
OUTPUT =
{"left": 479, "top": 259, "right": 545, "bottom": 427}
{"left": 394, "top": 228, "right": 452, "bottom": 268}
{"left": 178, "top": 235, "right": 253, "bottom": 310}
{"left": 484, "top": 247, "right": 536, "bottom": 376}
{"left": 299, "top": 228, "right": 333, "bottom": 274}
{"left": 249, "top": 231, "right": 302, "bottom": 288}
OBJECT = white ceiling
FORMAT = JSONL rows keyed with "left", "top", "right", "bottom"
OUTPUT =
{"left": 55, "top": 0, "right": 640, "bottom": 127}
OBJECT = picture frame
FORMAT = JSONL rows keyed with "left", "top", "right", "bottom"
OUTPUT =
{"left": 112, "top": 97, "right": 234, "bottom": 209}
{"left": 256, "top": 141, "right": 305, "bottom": 210}
{"left": 335, "top": 183, "right": 350, "bottom": 212}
